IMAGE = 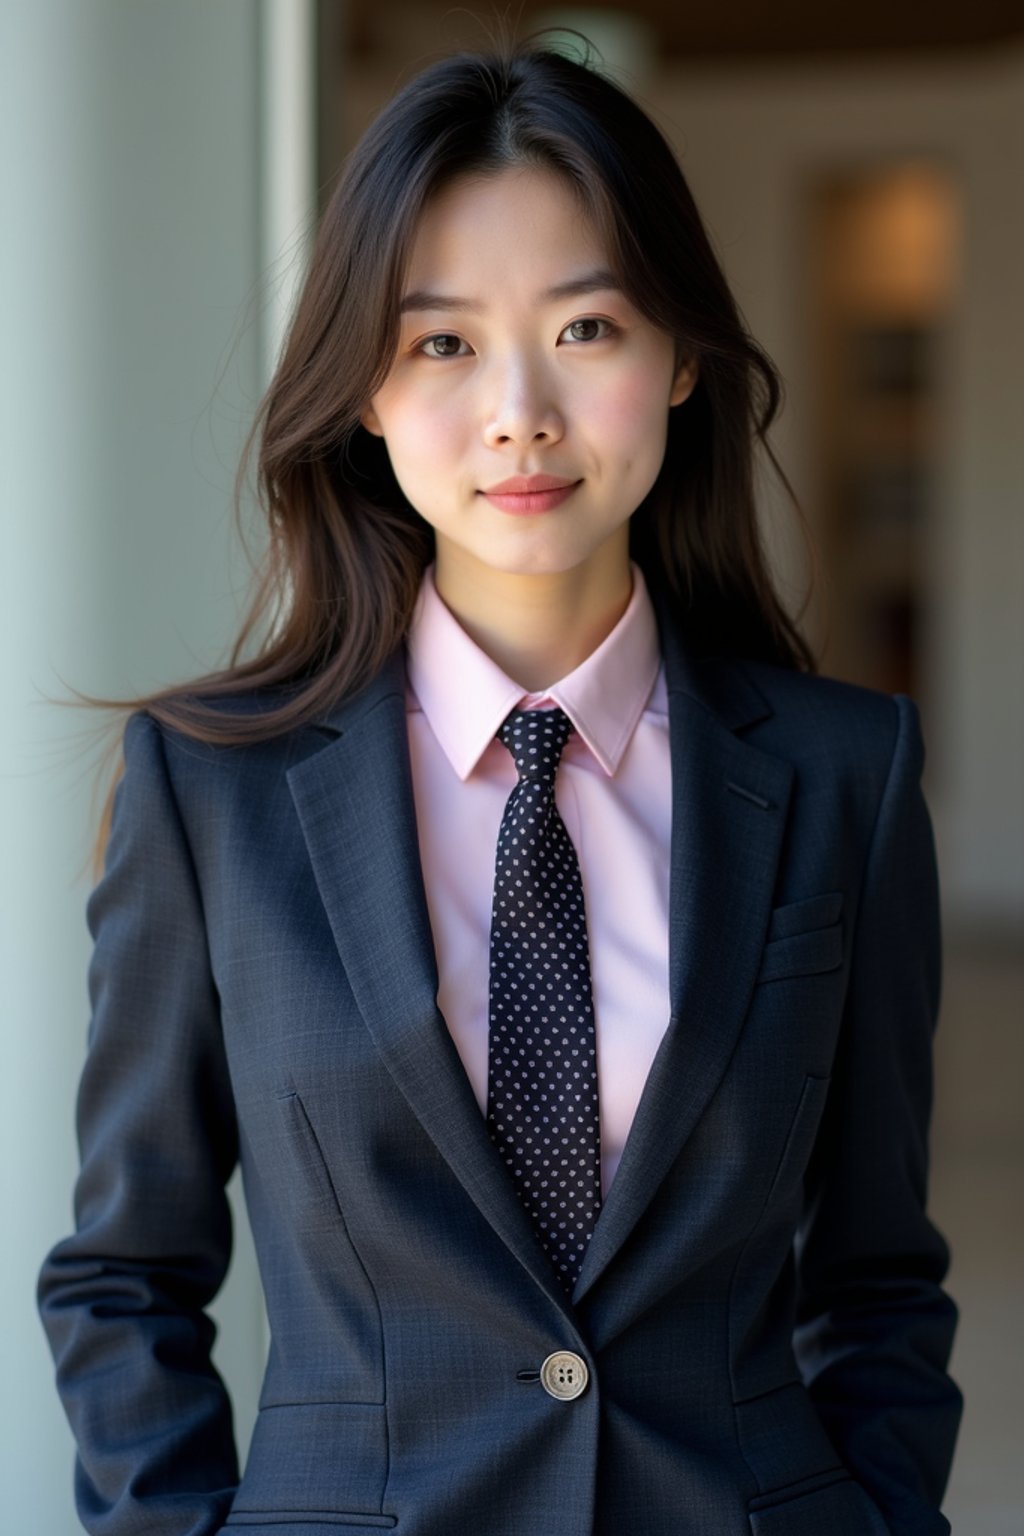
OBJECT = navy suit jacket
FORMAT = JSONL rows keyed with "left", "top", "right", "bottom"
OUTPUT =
{"left": 39, "top": 590, "right": 961, "bottom": 1536}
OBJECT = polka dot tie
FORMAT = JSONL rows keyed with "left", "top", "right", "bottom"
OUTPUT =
{"left": 486, "top": 706, "right": 602, "bottom": 1296}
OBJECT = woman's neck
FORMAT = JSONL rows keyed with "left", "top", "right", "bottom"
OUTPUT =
{"left": 432, "top": 538, "right": 633, "bottom": 693}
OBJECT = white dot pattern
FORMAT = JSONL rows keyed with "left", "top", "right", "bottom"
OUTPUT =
{"left": 486, "top": 706, "right": 602, "bottom": 1295}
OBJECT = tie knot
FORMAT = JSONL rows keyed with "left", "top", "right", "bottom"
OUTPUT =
{"left": 497, "top": 706, "right": 574, "bottom": 784}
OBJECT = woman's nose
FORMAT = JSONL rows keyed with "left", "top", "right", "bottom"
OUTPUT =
{"left": 482, "top": 358, "right": 565, "bottom": 448}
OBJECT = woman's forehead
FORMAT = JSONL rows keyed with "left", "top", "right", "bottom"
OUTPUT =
{"left": 401, "top": 166, "right": 611, "bottom": 307}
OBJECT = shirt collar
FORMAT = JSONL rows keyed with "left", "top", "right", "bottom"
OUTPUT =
{"left": 405, "top": 560, "right": 661, "bottom": 781}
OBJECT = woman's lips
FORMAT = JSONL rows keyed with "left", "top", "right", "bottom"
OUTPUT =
{"left": 480, "top": 480, "right": 581, "bottom": 514}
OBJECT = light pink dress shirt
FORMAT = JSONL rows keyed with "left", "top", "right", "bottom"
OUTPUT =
{"left": 404, "top": 560, "right": 672, "bottom": 1197}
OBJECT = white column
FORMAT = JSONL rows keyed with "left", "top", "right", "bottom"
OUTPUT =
{"left": 0, "top": 1, "right": 316, "bottom": 1525}
{"left": 261, "top": 0, "right": 318, "bottom": 379}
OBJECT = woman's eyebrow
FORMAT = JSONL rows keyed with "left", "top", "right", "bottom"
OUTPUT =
{"left": 398, "top": 267, "right": 622, "bottom": 315}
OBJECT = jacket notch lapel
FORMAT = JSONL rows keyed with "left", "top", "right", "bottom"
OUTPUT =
{"left": 287, "top": 653, "right": 575, "bottom": 1314}
{"left": 573, "top": 604, "right": 794, "bottom": 1304}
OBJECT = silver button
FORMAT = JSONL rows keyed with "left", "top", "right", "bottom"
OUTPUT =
{"left": 540, "top": 1350, "right": 589, "bottom": 1400}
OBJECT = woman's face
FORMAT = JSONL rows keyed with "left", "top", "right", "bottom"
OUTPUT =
{"left": 360, "top": 165, "right": 697, "bottom": 593}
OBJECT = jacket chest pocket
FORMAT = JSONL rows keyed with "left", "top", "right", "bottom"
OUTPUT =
{"left": 756, "top": 892, "right": 844, "bottom": 984}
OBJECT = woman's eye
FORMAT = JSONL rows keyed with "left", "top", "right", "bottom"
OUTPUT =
{"left": 561, "top": 317, "right": 615, "bottom": 343}
{"left": 419, "top": 334, "right": 467, "bottom": 359}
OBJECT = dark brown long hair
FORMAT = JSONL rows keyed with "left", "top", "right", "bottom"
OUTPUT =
{"left": 86, "top": 34, "right": 816, "bottom": 864}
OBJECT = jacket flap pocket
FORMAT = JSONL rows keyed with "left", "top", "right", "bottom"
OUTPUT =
{"left": 226, "top": 1520, "right": 396, "bottom": 1531}
{"left": 749, "top": 1473, "right": 891, "bottom": 1534}
{"left": 765, "top": 891, "right": 843, "bottom": 943}
{"left": 230, "top": 1403, "right": 388, "bottom": 1520}
{"left": 757, "top": 923, "right": 843, "bottom": 984}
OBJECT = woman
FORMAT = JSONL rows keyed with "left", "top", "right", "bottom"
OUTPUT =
{"left": 38, "top": 38, "right": 962, "bottom": 1536}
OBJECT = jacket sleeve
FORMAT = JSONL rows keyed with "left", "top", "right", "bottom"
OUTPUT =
{"left": 37, "top": 711, "right": 240, "bottom": 1535}
{"left": 793, "top": 693, "right": 963, "bottom": 1535}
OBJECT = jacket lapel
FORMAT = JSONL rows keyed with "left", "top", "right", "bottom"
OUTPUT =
{"left": 286, "top": 651, "right": 575, "bottom": 1313}
{"left": 287, "top": 593, "right": 793, "bottom": 1312}
{"left": 572, "top": 597, "right": 793, "bottom": 1301}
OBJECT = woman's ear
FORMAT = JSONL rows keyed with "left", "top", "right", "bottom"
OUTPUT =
{"left": 359, "top": 402, "right": 384, "bottom": 437}
{"left": 670, "top": 354, "right": 699, "bottom": 408}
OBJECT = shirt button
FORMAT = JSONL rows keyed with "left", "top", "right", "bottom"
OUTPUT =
{"left": 540, "top": 1350, "right": 589, "bottom": 1400}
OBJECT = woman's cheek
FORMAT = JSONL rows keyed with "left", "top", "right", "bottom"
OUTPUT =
{"left": 584, "top": 365, "right": 672, "bottom": 454}
{"left": 392, "top": 397, "right": 466, "bottom": 470}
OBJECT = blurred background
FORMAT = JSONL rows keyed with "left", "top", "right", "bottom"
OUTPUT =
{"left": 2, "top": 2, "right": 1021, "bottom": 1530}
